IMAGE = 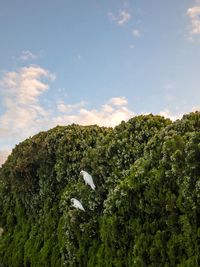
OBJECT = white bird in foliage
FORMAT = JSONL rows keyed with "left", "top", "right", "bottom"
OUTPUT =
{"left": 80, "top": 170, "right": 96, "bottom": 190}
{"left": 71, "top": 198, "right": 85, "bottom": 211}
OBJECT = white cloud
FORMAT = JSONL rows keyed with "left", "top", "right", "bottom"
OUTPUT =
{"left": 0, "top": 66, "right": 54, "bottom": 104}
{"left": 53, "top": 98, "right": 134, "bottom": 127}
{"left": 2, "top": 64, "right": 198, "bottom": 166}
{"left": 0, "top": 65, "right": 55, "bottom": 140}
{"left": 57, "top": 100, "right": 86, "bottom": 113}
{"left": 1, "top": 100, "right": 198, "bottom": 164}
{"left": 187, "top": 5, "right": 200, "bottom": 18}
{"left": 0, "top": 66, "right": 134, "bottom": 154}
{"left": 187, "top": 4, "right": 200, "bottom": 35}
{"left": 109, "top": 96, "right": 128, "bottom": 106}
{"left": 108, "top": 10, "right": 131, "bottom": 25}
{"left": 132, "top": 29, "right": 141, "bottom": 38}
{"left": 19, "top": 50, "right": 38, "bottom": 61}
{"left": 159, "top": 109, "right": 183, "bottom": 121}
{"left": 192, "top": 106, "right": 200, "bottom": 112}
{"left": 118, "top": 11, "right": 131, "bottom": 25}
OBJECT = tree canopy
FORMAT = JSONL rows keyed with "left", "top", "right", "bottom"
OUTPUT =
{"left": 0, "top": 112, "right": 200, "bottom": 266}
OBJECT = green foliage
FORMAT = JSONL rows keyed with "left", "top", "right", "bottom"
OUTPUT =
{"left": 1, "top": 112, "right": 200, "bottom": 266}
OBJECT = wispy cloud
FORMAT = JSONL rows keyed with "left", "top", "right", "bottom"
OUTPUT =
{"left": 108, "top": 9, "right": 142, "bottom": 40}
{"left": 132, "top": 29, "right": 141, "bottom": 38}
{"left": 118, "top": 11, "right": 131, "bottom": 25}
{"left": 108, "top": 10, "right": 131, "bottom": 25}
{"left": 187, "top": 3, "right": 200, "bottom": 36}
{"left": 57, "top": 100, "right": 87, "bottom": 113}
{"left": 19, "top": 50, "right": 39, "bottom": 61}
{"left": 192, "top": 106, "right": 200, "bottom": 112}
{"left": 109, "top": 96, "right": 128, "bottom": 106}
{"left": 159, "top": 109, "right": 183, "bottom": 121}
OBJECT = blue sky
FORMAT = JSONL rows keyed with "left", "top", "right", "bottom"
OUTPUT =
{"left": 0, "top": 0, "right": 200, "bottom": 164}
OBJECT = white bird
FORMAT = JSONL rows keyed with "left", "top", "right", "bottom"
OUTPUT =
{"left": 71, "top": 198, "right": 85, "bottom": 211}
{"left": 80, "top": 170, "right": 96, "bottom": 190}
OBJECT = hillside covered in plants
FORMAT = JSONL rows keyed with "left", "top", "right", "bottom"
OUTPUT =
{"left": 0, "top": 112, "right": 200, "bottom": 266}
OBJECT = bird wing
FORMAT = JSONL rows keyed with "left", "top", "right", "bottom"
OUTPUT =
{"left": 74, "top": 199, "right": 85, "bottom": 211}
{"left": 85, "top": 173, "right": 95, "bottom": 189}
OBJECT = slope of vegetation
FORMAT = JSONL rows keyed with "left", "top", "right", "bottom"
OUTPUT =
{"left": 0, "top": 112, "right": 200, "bottom": 266}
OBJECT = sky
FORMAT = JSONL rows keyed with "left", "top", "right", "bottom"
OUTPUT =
{"left": 0, "top": 0, "right": 200, "bottom": 165}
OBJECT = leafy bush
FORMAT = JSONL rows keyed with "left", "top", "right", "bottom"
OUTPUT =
{"left": 0, "top": 112, "right": 200, "bottom": 266}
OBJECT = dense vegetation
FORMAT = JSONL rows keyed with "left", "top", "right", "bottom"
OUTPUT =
{"left": 0, "top": 112, "right": 200, "bottom": 266}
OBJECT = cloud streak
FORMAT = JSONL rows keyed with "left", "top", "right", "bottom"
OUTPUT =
{"left": 109, "top": 97, "right": 128, "bottom": 106}
{"left": 132, "top": 29, "right": 141, "bottom": 38}
{"left": 57, "top": 100, "right": 87, "bottom": 113}
{"left": 108, "top": 10, "right": 131, "bottom": 25}
{"left": 187, "top": 4, "right": 200, "bottom": 35}
{"left": 19, "top": 50, "right": 39, "bottom": 61}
